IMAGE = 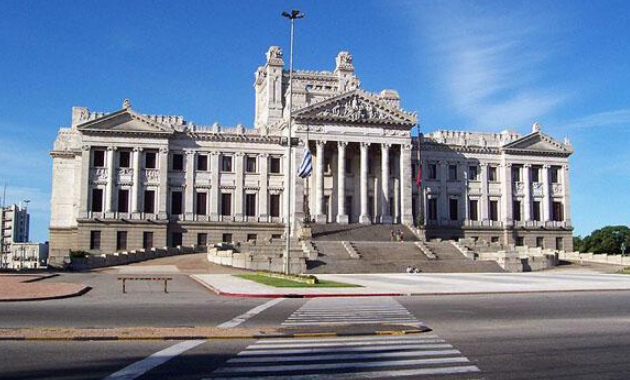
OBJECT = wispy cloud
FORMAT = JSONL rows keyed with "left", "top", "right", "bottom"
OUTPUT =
{"left": 567, "top": 108, "right": 630, "bottom": 129}
{"left": 409, "top": 1, "right": 568, "bottom": 130}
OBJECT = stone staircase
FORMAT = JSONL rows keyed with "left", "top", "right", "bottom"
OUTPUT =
{"left": 312, "top": 223, "right": 419, "bottom": 242}
{"left": 420, "top": 241, "right": 505, "bottom": 273}
{"left": 307, "top": 241, "right": 366, "bottom": 274}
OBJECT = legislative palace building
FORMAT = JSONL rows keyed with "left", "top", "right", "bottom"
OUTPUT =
{"left": 49, "top": 47, "right": 574, "bottom": 263}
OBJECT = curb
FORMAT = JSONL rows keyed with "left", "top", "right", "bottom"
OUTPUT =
{"left": 190, "top": 275, "right": 402, "bottom": 298}
{"left": 0, "top": 286, "right": 92, "bottom": 303}
{"left": 0, "top": 328, "right": 431, "bottom": 342}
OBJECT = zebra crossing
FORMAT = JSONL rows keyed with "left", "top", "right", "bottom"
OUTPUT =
{"left": 282, "top": 297, "right": 421, "bottom": 327}
{"left": 203, "top": 334, "right": 481, "bottom": 380}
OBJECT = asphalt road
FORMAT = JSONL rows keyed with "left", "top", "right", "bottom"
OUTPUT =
{"left": 3, "top": 286, "right": 630, "bottom": 379}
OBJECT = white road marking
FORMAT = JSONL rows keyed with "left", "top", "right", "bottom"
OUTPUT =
{"left": 236, "top": 343, "right": 454, "bottom": 356}
{"left": 213, "top": 356, "right": 471, "bottom": 374}
{"left": 103, "top": 340, "right": 205, "bottom": 380}
{"left": 205, "top": 365, "right": 481, "bottom": 380}
{"left": 228, "top": 349, "right": 462, "bottom": 363}
{"left": 218, "top": 297, "right": 284, "bottom": 328}
{"left": 249, "top": 339, "right": 446, "bottom": 350}
{"left": 258, "top": 334, "right": 438, "bottom": 343}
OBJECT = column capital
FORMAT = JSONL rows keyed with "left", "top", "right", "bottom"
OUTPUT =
{"left": 316, "top": 140, "right": 327, "bottom": 147}
{"left": 259, "top": 153, "right": 270, "bottom": 158}
{"left": 523, "top": 163, "right": 532, "bottom": 168}
{"left": 401, "top": 143, "right": 412, "bottom": 150}
{"left": 360, "top": 142, "right": 371, "bottom": 149}
{"left": 542, "top": 164, "right": 551, "bottom": 169}
{"left": 563, "top": 164, "right": 569, "bottom": 171}
{"left": 503, "top": 162, "right": 512, "bottom": 168}
{"left": 107, "top": 146, "right": 117, "bottom": 151}
{"left": 479, "top": 163, "right": 489, "bottom": 167}
{"left": 159, "top": 147, "right": 169, "bottom": 154}
{"left": 133, "top": 147, "right": 143, "bottom": 152}
{"left": 184, "top": 149, "right": 196, "bottom": 156}
{"left": 381, "top": 142, "right": 392, "bottom": 150}
{"left": 82, "top": 145, "right": 91, "bottom": 151}
{"left": 235, "top": 152, "right": 246, "bottom": 157}
{"left": 337, "top": 141, "right": 348, "bottom": 148}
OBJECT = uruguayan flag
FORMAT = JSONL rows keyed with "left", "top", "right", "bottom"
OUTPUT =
{"left": 297, "top": 146, "right": 313, "bottom": 178}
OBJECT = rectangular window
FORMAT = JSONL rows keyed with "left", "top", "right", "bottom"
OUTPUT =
{"left": 491, "top": 236, "right": 500, "bottom": 243}
{"left": 556, "top": 237, "right": 564, "bottom": 251}
{"left": 222, "top": 233, "right": 233, "bottom": 243}
{"left": 269, "top": 194, "right": 280, "bottom": 217}
{"left": 552, "top": 201, "right": 564, "bottom": 221}
{"left": 119, "top": 151, "right": 131, "bottom": 168}
{"left": 488, "top": 166, "right": 498, "bottom": 181}
{"left": 489, "top": 200, "right": 499, "bottom": 221}
{"left": 172, "top": 153, "right": 184, "bottom": 171}
{"left": 221, "top": 155, "right": 233, "bottom": 172}
{"left": 142, "top": 232, "right": 153, "bottom": 250}
{"left": 270, "top": 157, "right": 281, "bottom": 174}
{"left": 196, "top": 192, "right": 207, "bottom": 215}
{"left": 448, "top": 165, "right": 458, "bottom": 181}
{"left": 221, "top": 193, "right": 232, "bottom": 216}
{"left": 515, "top": 236, "right": 524, "bottom": 246}
{"left": 90, "top": 231, "right": 101, "bottom": 250}
{"left": 144, "top": 190, "right": 155, "bottom": 214}
{"left": 93, "top": 150, "right": 105, "bottom": 167}
{"left": 533, "top": 201, "right": 541, "bottom": 221}
{"left": 532, "top": 165, "right": 541, "bottom": 182}
{"left": 171, "top": 232, "right": 182, "bottom": 248}
{"left": 247, "top": 233, "right": 257, "bottom": 241}
{"left": 469, "top": 200, "right": 479, "bottom": 221}
{"left": 145, "top": 152, "right": 157, "bottom": 169}
{"left": 513, "top": 200, "right": 522, "bottom": 221}
{"left": 116, "top": 231, "right": 127, "bottom": 251}
{"left": 428, "top": 198, "right": 438, "bottom": 221}
{"left": 197, "top": 154, "right": 208, "bottom": 171}
{"left": 246, "top": 156, "right": 257, "bottom": 173}
{"left": 117, "top": 189, "right": 129, "bottom": 213}
{"left": 536, "top": 237, "right": 545, "bottom": 248}
{"left": 91, "top": 188, "right": 103, "bottom": 212}
{"left": 551, "top": 166, "right": 560, "bottom": 183}
{"left": 449, "top": 198, "right": 459, "bottom": 221}
{"left": 171, "top": 191, "right": 182, "bottom": 215}
{"left": 428, "top": 164, "right": 437, "bottom": 180}
{"left": 468, "top": 166, "right": 478, "bottom": 181}
{"left": 345, "top": 158, "right": 352, "bottom": 174}
{"left": 512, "top": 166, "right": 521, "bottom": 183}
{"left": 245, "top": 194, "right": 257, "bottom": 217}
{"left": 197, "top": 233, "right": 208, "bottom": 246}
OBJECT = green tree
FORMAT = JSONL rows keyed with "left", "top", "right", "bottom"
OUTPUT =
{"left": 577, "top": 226, "right": 630, "bottom": 254}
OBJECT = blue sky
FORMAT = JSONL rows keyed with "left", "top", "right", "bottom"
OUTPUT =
{"left": 0, "top": 0, "right": 628, "bottom": 241}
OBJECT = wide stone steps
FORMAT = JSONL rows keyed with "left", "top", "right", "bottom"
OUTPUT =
{"left": 312, "top": 223, "right": 419, "bottom": 242}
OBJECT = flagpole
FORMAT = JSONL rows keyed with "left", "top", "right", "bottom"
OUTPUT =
{"left": 282, "top": 10, "right": 304, "bottom": 275}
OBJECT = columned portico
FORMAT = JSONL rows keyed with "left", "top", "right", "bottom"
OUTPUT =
{"left": 105, "top": 146, "right": 116, "bottom": 214}
{"left": 380, "top": 143, "right": 392, "bottom": 224}
{"left": 523, "top": 164, "right": 532, "bottom": 221}
{"left": 131, "top": 147, "right": 141, "bottom": 214}
{"left": 359, "top": 142, "right": 371, "bottom": 224}
{"left": 314, "top": 140, "right": 327, "bottom": 224}
{"left": 336, "top": 141, "right": 349, "bottom": 224}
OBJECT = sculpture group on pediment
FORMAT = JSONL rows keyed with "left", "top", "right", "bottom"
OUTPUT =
{"left": 318, "top": 96, "right": 395, "bottom": 122}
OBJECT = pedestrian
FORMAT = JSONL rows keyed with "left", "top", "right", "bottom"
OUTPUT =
{"left": 396, "top": 229, "right": 401, "bottom": 242}
{"left": 390, "top": 230, "right": 395, "bottom": 241}
{"left": 406, "top": 265, "right": 413, "bottom": 273}
{"left": 400, "top": 230, "right": 404, "bottom": 242}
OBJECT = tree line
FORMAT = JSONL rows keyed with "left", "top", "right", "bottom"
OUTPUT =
{"left": 573, "top": 226, "right": 630, "bottom": 254}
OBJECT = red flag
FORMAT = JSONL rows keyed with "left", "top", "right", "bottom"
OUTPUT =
{"left": 416, "top": 163, "right": 422, "bottom": 188}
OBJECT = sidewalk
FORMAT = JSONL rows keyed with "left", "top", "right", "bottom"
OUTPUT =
{"left": 0, "top": 274, "right": 90, "bottom": 302}
{"left": 192, "top": 272, "right": 630, "bottom": 298}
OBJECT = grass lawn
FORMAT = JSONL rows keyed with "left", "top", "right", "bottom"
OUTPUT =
{"left": 619, "top": 268, "right": 630, "bottom": 275}
{"left": 235, "top": 274, "right": 361, "bottom": 288}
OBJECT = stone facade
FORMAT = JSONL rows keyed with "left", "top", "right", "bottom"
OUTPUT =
{"left": 48, "top": 47, "right": 574, "bottom": 264}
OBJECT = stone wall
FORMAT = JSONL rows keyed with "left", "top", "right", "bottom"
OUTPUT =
{"left": 560, "top": 251, "right": 630, "bottom": 266}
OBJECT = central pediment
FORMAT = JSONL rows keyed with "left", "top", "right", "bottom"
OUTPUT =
{"left": 503, "top": 132, "right": 573, "bottom": 155}
{"left": 293, "top": 89, "right": 417, "bottom": 126}
{"left": 76, "top": 109, "right": 175, "bottom": 136}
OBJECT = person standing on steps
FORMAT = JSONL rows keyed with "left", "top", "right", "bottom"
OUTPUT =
{"left": 400, "top": 230, "right": 404, "bottom": 242}
{"left": 390, "top": 230, "right": 395, "bottom": 241}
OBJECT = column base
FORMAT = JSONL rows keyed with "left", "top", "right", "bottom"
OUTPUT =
{"left": 184, "top": 212, "right": 194, "bottom": 221}
{"left": 314, "top": 214, "right": 327, "bottom": 224}
{"left": 359, "top": 215, "right": 372, "bottom": 225}
{"left": 380, "top": 215, "right": 393, "bottom": 224}
{"left": 336, "top": 214, "right": 349, "bottom": 224}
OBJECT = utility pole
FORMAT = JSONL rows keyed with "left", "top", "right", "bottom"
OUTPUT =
{"left": 281, "top": 9, "right": 304, "bottom": 275}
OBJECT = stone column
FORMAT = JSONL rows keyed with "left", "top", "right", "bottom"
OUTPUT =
{"left": 258, "top": 153, "right": 269, "bottom": 222}
{"left": 105, "top": 146, "right": 116, "bottom": 214}
{"left": 380, "top": 143, "right": 392, "bottom": 224}
{"left": 291, "top": 143, "right": 305, "bottom": 229}
{"left": 480, "top": 163, "right": 489, "bottom": 221}
{"left": 359, "top": 142, "right": 371, "bottom": 224}
{"left": 440, "top": 161, "right": 448, "bottom": 224}
{"left": 314, "top": 140, "right": 327, "bottom": 224}
{"left": 210, "top": 152, "right": 220, "bottom": 219}
{"left": 501, "top": 162, "right": 513, "bottom": 227}
{"left": 542, "top": 164, "right": 551, "bottom": 222}
{"left": 400, "top": 143, "right": 413, "bottom": 225}
{"left": 158, "top": 147, "right": 169, "bottom": 219}
{"left": 131, "top": 147, "right": 142, "bottom": 214}
{"left": 184, "top": 150, "right": 195, "bottom": 220}
{"left": 336, "top": 141, "right": 349, "bottom": 224}
{"left": 523, "top": 164, "right": 532, "bottom": 221}
{"left": 234, "top": 152, "right": 245, "bottom": 221}
{"left": 562, "top": 164, "right": 571, "bottom": 226}
{"left": 79, "top": 145, "right": 91, "bottom": 218}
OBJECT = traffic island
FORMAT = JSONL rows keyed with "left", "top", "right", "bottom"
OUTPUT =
{"left": 0, "top": 274, "right": 90, "bottom": 302}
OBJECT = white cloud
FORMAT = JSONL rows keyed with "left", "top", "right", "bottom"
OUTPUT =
{"left": 567, "top": 108, "right": 630, "bottom": 129}
{"left": 408, "top": 1, "right": 568, "bottom": 130}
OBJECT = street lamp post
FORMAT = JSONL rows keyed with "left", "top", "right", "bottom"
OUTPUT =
{"left": 281, "top": 9, "right": 304, "bottom": 275}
